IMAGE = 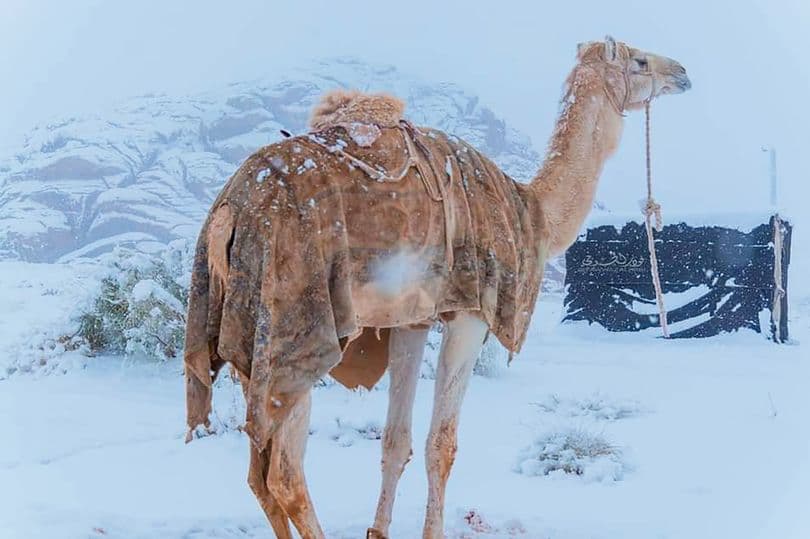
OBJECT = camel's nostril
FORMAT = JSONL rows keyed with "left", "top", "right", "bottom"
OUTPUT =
{"left": 677, "top": 76, "right": 692, "bottom": 91}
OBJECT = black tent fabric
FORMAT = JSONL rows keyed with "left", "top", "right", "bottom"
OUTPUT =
{"left": 563, "top": 216, "right": 791, "bottom": 341}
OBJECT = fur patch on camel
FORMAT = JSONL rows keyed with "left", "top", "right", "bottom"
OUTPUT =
{"left": 309, "top": 90, "right": 406, "bottom": 147}
{"left": 309, "top": 90, "right": 405, "bottom": 129}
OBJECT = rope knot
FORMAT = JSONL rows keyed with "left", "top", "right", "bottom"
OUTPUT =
{"left": 643, "top": 198, "right": 663, "bottom": 232}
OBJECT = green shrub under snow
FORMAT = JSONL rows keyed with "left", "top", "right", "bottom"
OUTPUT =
{"left": 77, "top": 240, "right": 192, "bottom": 360}
{"left": 514, "top": 428, "right": 629, "bottom": 482}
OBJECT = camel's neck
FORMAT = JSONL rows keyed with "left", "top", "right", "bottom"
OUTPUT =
{"left": 530, "top": 65, "right": 624, "bottom": 256}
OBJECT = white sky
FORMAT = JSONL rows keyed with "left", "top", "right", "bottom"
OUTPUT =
{"left": 1, "top": 0, "right": 808, "bottom": 216}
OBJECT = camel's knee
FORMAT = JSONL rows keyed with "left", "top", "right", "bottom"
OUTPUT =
{"left": 382, "top": 426, "right": 413, "bottom": 471}
{"left": 248, "top": 470, "right": 264, "bottom": 497}
{"left": 247, "top": 445, "right": 270, "bottom": 496}
{"left": 426, "top": 420, "right": 458, "bottom": 482}
{"left": 267, "top": 469, "right": 308, "bottom": 517}
{"left": 248, "top": 464, "right": 268, "bottom": 498}
{"left": 264, "top": 393, "right": 313, "bottom": 510}
{"left": 265, "top": 446, "right": 306, "bottom": 514}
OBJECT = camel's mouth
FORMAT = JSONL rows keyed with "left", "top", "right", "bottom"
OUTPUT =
{"left": 659, "top": 74, "right": 692, "bottom": 95}
{"left": 674, "top": 74, "right": 692, "bottom": 92}
{"left": 662, "top": 62, "right": 692, "bottom": 95}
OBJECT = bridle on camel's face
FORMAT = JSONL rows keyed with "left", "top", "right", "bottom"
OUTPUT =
{"left": 586, "top": 51, "right": 658, "bottom": 116}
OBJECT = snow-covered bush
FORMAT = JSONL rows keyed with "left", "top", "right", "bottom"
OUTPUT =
{"left": 76, "top": 240, "right": 193, "bottom": 360}
{"left": 1, "top": 333, "right": 87, "bottom": 379}
{"left": 532, "top": 392, "right": 646, "bottom": 421}
{"left": 515, "top": 428, "right": 629, "bottom": 482}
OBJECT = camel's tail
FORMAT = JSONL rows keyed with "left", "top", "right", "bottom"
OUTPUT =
{"left": 184, "top": 204, "right": 233, "bottom": 442}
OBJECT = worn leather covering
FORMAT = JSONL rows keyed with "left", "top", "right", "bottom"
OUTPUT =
{"left": 185, "top": 124, "right": 547, "bottom": 447}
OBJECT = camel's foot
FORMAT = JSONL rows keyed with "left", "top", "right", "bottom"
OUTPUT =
{"left": 366, "top": 527, "right": 388, "bottom": 539}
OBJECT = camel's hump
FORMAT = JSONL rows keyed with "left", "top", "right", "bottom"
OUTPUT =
{"left": 309, "top": 90, "right": 405, "bottom": 131}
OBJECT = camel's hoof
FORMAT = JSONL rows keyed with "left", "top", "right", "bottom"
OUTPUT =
{"left": 366, "top": 528, "right": 387, "bottom": 539}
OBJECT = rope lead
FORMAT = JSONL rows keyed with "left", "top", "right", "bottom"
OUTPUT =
{"left": 644, "top": 101, "right": 670, "bottom": 338}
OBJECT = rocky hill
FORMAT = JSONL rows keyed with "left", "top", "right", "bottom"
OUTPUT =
{"left": 0, "top": 59, "right": 541, "bottom": 260}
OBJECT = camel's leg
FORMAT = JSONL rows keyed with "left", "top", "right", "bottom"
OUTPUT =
{"left": 368, "top": 326, "right": 430, "bottom": 539}
{"left": 422, "top": 313, "right": 488, "bottom": 539}
{"left": 239, "top": 371, "right": 294, "bottom": 537}
{"left": 247, "top": 443, "right": 293, "bottom": 538}
{"left": 267, "top": 390, "right": 325, "bottom": 539}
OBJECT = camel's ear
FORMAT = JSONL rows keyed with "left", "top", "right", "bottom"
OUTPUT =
{"left": 604, "top": 35, "right": 617, "bottom": 62}
{"left": 576, "top": 41, "right": 594, "bottom": 60}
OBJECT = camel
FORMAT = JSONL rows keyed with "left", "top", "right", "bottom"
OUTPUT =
{"left": 183, "top": 36, "right": 691, "bottom": 539}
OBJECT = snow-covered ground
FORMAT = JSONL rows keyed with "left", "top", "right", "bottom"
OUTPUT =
{"left": 2, "top": 261, "right": 809, "bottom": 539}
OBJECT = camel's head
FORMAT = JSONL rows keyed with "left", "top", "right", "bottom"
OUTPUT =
{"left": 577, "top": 36, "right": 691, "bottom": 111}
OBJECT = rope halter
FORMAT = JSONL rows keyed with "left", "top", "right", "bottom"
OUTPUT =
{"left": 581, "top": 50, "right": 657, "bottom": 117}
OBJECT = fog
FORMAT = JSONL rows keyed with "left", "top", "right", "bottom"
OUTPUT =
{"left": 2, "top": 0, "right": 808, "bottom": 216}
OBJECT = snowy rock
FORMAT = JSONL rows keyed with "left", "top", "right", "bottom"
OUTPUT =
{"left": 0, "top": 58, "right": 539, "bottom": 264}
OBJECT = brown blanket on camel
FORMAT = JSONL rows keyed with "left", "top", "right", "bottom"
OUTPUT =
{"left": 185, "top": 92, "right": 547, "bottom": 448}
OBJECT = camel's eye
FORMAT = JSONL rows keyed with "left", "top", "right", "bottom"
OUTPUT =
{"left": 635, "top": 58, "right": 649, "bottom": 71}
